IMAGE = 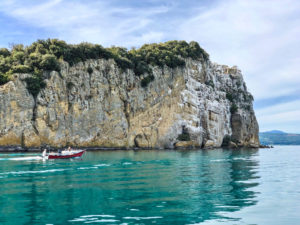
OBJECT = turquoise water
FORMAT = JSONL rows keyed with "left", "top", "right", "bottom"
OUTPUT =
{"left": 0, "top": 146, "right": 299, "bottom": 225}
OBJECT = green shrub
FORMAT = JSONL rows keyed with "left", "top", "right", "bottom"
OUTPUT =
{"left": 0, "top": 48, "right": 10, "bottom": 57}
{"left": 11, "top": 44, "right": 24, "bottom": 53}
{"left": 0, "top": 57, "right": 10, "bottom": 73}
{"left": 189, "top": 41, "right": 209, "bottom": 60}
{"left": 87, "top": 67, "right": 93, "bottom": 74}
{"left": 133, "top": 61, "right": 151, "bottom": 76}
{"left": 12, "top": 51, "right": 25, "bottom": 63}
{"left": 40, "top": 54, "right": 60, "bottom": 71}
{"left": 0, "top": 72, "right": 10, "bottom": 85}
{"left": 141, "top": 74, "right": 154, "bottom": 87}
{"left": 230, "top": 103, "right": 238, "bottom": 114}
{"left": 113, "top": 56, "right": 133, "bottom": 70}
{"left": 25, "top": 75, "right": 46, "bottom": 97}
{"left": 26, "top": 52, "right": 42, "bottom": 69}
{"left": 226, "top": 92, "right": 233, "bottom": 102}
{"left": 205, "top": 80, "right": 214, "bottom": 88}
{"left": 0, "top": 39, "right": 210, "bottom": 96}
{"left": 11, "top": 65, "right": 31, "bottom": 73}
{"left": 67, "top": 81, "right": 74, "bottom": 90}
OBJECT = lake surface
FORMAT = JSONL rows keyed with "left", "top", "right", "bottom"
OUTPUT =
{"left": 0, "top": 146, "right": 299, "bottom": 225}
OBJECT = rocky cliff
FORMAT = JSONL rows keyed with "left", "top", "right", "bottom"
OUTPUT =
{"left": 0, "top": 56, "right": 259, "bottom": 149}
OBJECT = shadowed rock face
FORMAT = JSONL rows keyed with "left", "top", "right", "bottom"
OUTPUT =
{"left": 0, "top": 58, "right": 259, "bottom": 148}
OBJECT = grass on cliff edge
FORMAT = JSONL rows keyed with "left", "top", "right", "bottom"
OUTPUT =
{"left": 0, "top": 39, "right": 209, "bottom": 95}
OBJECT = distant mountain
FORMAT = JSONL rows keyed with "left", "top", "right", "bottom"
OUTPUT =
{"left": 259, "top": 131, "right": 300, "bottom": 145}
{"left": 262, "top": 130, "right": 286, "bottom": 134}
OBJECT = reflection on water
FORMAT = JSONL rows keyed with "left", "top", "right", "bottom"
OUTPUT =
{"left": 0, "top": 148, "right": 260, "bottom": 224}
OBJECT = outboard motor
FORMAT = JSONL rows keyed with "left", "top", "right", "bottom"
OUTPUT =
{"left": 42, "top": 149, "right": 47, "bottom": 158}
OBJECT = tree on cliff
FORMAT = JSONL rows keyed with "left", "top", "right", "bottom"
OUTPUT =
{"left": 0, "top": 39, "right": 209, "bottom": 92}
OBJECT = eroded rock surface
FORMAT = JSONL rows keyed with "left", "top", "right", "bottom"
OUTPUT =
{"left": 0, "top": 58, "right": 259, "bottom": 148}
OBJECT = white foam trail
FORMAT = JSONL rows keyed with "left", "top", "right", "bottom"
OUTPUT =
{"left": 0, "top": 168, "right": 66, "bottom": 176}
{"left": 210, "top": 159, "right": 228, "bottom": 162}
{"left": 69, "top": 215, "right": 117, "bottom": 223}
{"left": 123, "top": 216, "right": 162, "bottom": 220}
{"left": 84, "top": 219, "right": 119, "bottom": 223}
{"left": 80, "top": 215, "right": 116, "bottom": 218}
{"left": 0, "top": 153, "right": 38, "bottom": 156}
{"left": 69, "top": 218, "right": 86, "bottom": 222}
{"left": 78, "top": 167, "right": 98, "bottom": 170}
{"left": 0, "top": 156, "right": 43, "bottom": 161}
{"left": 9, "top": 156, "right": 43, "bottom": 161}
{"left": 233, "top": 157, "right": 246, "bottom": 160}
{"left": 94, "top": 164, "right": 111, "bottom": 167}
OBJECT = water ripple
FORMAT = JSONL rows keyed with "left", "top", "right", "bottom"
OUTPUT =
{"left": 1, "top": 147, "right": 299, "bottom": 224}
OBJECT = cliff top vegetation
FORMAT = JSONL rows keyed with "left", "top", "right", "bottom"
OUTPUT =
{"left": 0, "top": 39, "right": 209, "bottom": 95}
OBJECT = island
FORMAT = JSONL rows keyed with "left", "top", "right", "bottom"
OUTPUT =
{"left": 0, "top": 40, "right": 259, "bottom": 150}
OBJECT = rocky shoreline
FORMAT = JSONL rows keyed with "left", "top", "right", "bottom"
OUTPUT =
{"left": 0, "top": 144, "right": 264, "bottom": 153}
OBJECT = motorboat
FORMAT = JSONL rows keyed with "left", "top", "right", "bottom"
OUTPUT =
{"left": 42, "top": 149, "right": 86, "bottom": 159}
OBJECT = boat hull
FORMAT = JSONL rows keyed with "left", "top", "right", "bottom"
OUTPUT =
{"left": 48, "top": 150, "right": 85, "bottom": 159}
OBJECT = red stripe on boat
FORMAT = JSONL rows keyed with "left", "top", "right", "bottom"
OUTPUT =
{"left": 48, "top": 150, "right": 85, "bottom": 159}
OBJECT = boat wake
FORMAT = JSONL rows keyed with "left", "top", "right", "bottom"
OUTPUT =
{"left": 0, "top": 168, "right": 66, "bottom": 176}
{"left": 0, "top": 156, "right": 43, "bottom": 161}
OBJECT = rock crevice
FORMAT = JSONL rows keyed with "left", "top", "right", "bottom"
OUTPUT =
{"left": 0, "top": 58, "right": 259, "bottom": 148}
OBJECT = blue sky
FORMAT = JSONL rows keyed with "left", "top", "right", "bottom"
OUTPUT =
{"left": 0, "top": 0, "right": 300, "bottom": 133}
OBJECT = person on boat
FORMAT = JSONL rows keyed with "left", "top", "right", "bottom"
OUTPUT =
{"left": 68, "top": 146, "right": 72, "bottom": 151}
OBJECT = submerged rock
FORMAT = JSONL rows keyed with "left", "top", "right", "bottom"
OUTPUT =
{"left": 0, "top": 57, "right": 259, "bottom": 149}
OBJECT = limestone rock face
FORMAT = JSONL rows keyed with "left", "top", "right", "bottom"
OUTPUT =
{"left": 0, "top": 58, "right": 259, "bottom": 148}
{"left": 174, "top": 141, "right": 198, "bottom": 148}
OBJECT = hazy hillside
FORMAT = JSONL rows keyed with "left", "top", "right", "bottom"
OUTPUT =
{"left": 260, "top": 131, "right": 300, "bottom": 145}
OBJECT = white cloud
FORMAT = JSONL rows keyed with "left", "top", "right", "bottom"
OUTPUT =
{"left": 0, "top": 0, "right": 169, "bottom": 46}
{"left": 256, "top": 100, "right": 300, "bottom": 117}
{"left": 174, "top": 0, "right": 300, "bottom": 132}
{"left": 256, "top": 100, "right": 300, "bottom": 133}
{"left": 177, "top": 0, "right": 300, "bottom": 101}
{"left": 0, "top": 0, "right": 300, "bottom": 132}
